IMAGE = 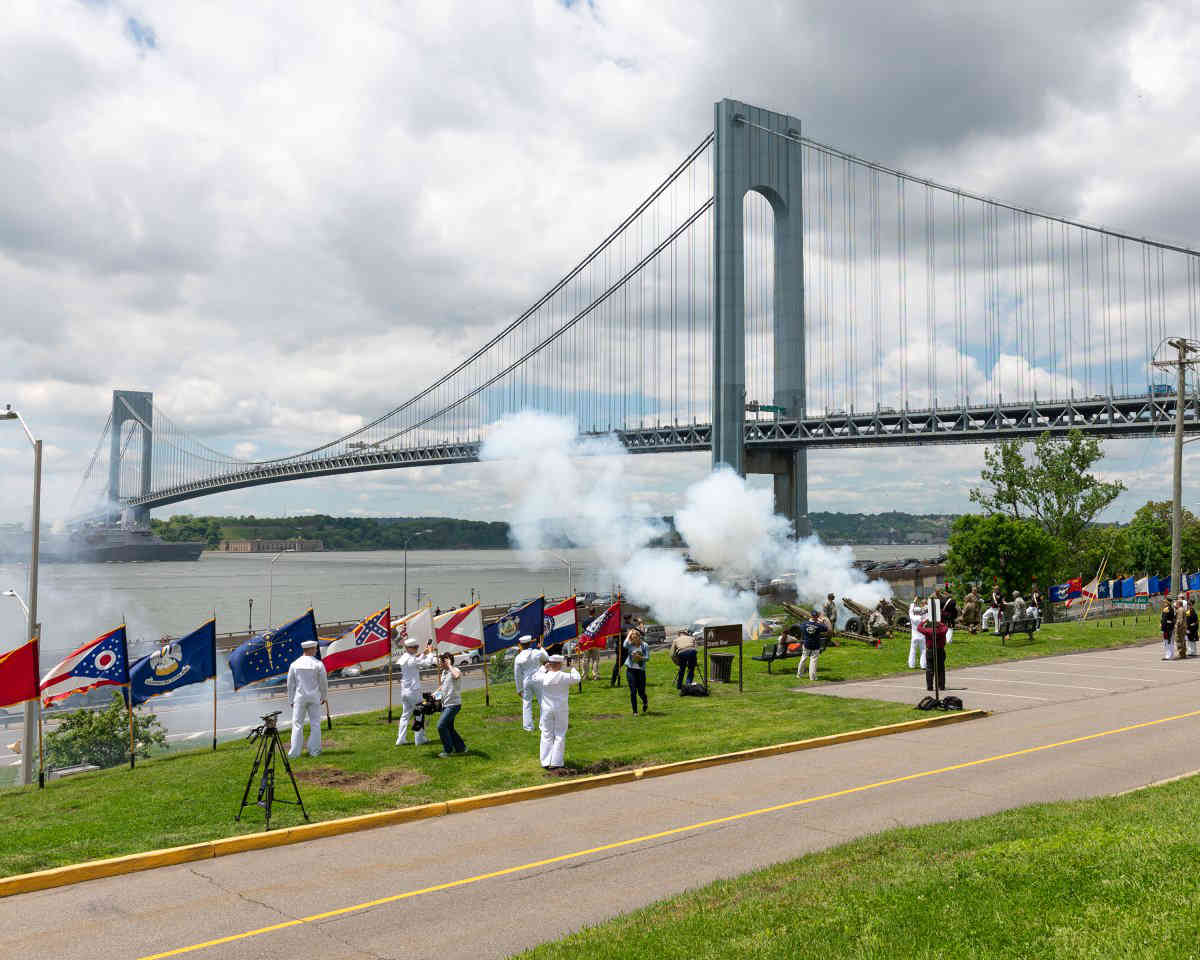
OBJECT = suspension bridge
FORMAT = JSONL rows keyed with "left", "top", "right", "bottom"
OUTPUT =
{"left": 74, "top": 99, "right": 1200, "bottom": 534}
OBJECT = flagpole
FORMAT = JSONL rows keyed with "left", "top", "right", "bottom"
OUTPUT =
{"left": 571, "top": 596, "right": 582, "bottom": 694}
{"left": 211, "top": 612, "right": 218, "bottom": 752}
{"left": 122, "top": 616, "right": 135, "bottom": 770}
{"left": 387, "top": 600, "right": 394, "bottom": 723}
{"left": 34, "top": 623, "right": 44, "bottom": 789}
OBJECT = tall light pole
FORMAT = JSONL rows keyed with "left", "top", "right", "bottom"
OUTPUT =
{"left": 267, "top": 552, "right": 282, "bottom": 627}
{"left": 2, "top": 404, "right": 41, "bottom": 788}
{"left": 546, "top": 550, "right": 575, "bottom": 598}
{"left": 403, "top": 529, "right": 433, "bottom": 612}
{"left": 1153, "top": 339, "right": 1199, "bottom": 602}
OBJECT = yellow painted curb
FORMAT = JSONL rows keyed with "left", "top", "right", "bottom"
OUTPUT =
{"left": 0, "top": 708, "right": 986, "bottom": 899}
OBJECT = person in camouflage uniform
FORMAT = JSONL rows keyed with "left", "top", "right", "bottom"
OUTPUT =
{"left": 822, "top": 593, "right": 838, "bottom": 631}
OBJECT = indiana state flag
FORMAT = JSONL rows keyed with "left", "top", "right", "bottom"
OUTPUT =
{"left": 484, "top": 597, "right": 545, "bottom": 654}
{"left": 229, "top": 609, "right": 317, "bottom": 690}
{"left": 126, "top": 619, "right": 217, "bottom": 706}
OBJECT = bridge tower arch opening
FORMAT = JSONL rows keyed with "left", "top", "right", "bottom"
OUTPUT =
{"left": 712, "top": 98, "right": 809, "bottom": 535}
{"left": 108, "top": 390, "right": 154, "bottom": 526}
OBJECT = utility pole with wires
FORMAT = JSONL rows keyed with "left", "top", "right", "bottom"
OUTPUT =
{"left": 1152, "top": 338, "right": 1200, "bottom": 603}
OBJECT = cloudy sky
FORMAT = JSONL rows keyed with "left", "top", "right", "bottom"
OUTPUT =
{"left": 2, "top": 0, "right": 1198, "bottom": 529}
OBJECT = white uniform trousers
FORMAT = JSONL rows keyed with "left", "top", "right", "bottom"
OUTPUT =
{"left": 908, "top": 635, "right": 927, "bottom": 670}
{"left": 539, "top": 704, "right": 568, "bottom": 767}
{"left": 288, "top": 698, "right": 322, "bottom": 758}
{"left": 396, "top": 689, "right": 428, "bottom": 745}
{"left": 1163, "top": 637, "right": 1176, "bottom": 660}
{"left": 796, "top": 647, "right": 820, "bottom": 680}
{"left": 521, "top": 688, "right": 540, "bottom": 732}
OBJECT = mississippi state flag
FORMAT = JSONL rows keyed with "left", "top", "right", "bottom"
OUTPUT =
{"left": 435, "top": 603, "right": 483, "bottom": 653}
{"left": 542, "top": 596, "right": 578, "bottom": 648}
{"left": 41, "top": 625, "right": 129, "bottom": 707}
{"left": 579, "top": 600, "right": 620, "bottom": 652}
{"left": 324, "top": 606, "right": 391, "bottom": 672}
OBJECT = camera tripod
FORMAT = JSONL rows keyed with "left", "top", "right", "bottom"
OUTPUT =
{"left": 236, "top": 711, "right": 309, "bottom": 830}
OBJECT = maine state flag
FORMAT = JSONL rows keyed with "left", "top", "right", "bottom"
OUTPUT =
{"left": 126, "top": 619, "right": 217, "bottom": 706}
{"left": 484, "top": 597, "right": 545, "bottom": 654}
{"left": 229, "top": 610, "right": 317, "bottom": 690}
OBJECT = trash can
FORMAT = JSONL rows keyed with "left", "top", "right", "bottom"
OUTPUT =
{"left": 709, "top": 652, "right": 734, "bottom": 683}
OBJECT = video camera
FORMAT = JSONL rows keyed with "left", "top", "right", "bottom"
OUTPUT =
{"left": 246, "top": 710, "right": 282, "bottom": 743}
{"left": 410, "top": 693, "right": 443, "bottom": 733}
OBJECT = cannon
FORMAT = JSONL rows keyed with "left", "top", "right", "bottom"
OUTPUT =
{"left": 841, "top": 597, "right": 891, "bottom": 640}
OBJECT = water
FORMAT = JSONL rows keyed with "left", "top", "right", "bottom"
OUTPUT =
{"left": 0, "top": 544, "right": 944, "bottom": 661}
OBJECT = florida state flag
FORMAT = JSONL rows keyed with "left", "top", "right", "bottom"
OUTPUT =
{"left": 0, "top": 638, "right": 39, "bottom": 708}
{"left": 578, "top": 600, "right": 621, "bottom": 652}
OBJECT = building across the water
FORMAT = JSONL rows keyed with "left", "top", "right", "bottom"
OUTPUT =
{"left": 218, "top": 538, "right": 324, "bottom": 553}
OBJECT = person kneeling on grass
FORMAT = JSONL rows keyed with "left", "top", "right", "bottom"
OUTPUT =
{"left": 434, "top": 652, "right": 466, "bottom": 757}
{"left": 796, "top": 609, "right": 829, "bottom": 681}
{"left": 536, "top": 654, "right": 580, "bottom": 770}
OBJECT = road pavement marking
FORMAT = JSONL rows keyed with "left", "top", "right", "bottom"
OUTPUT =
{"left": 138, "top": 706, "right": 1200, "bottom": 960}
{"left": 962, "top": 675, "right": 1112, "bottom": 692}
{"left": 991, "top": 667, "right": 1157, "bottom": 683}
{"left": 851, "top": 682, "right": 1050, "bottom": 701}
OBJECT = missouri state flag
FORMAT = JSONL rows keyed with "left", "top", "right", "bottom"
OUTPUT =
{"left": 126, "top": 619, "right": 218, "bottom": 707}
{"left": 324, "top": 606, "right": 391, "bottom": 672}
{"left": 542, "top": 596, "right": 579, "bottom": 649}
{"left": 40, "top": 625, "right": 130, "bottom": 707}
{"left": 229, "top": 609, "right": 318, "bottom": 690}
{"left": 578, "top": 599, "right": 620, "bottom": 652}
{"left": 0, "top": 638, "right": 39, "bottom": 709}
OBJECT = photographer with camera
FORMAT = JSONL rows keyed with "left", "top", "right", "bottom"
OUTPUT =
{"left": 535, "top": 653, "right": 580, "bottom": 770}
{"left": 395, "top": 636, "right": 438, "bottom": 746}
{"left": 286, "top": 639, "right": 328, "bottom": 759}
{"left": 433, "top": 652, "right": 466, "bottom": 757}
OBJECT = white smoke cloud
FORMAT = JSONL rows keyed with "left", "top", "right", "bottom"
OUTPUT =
{"left": 480, "top": 411, "right": 891, "bottom": 629}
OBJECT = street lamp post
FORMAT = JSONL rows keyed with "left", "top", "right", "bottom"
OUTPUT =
{"left": 2, "top": 404, "right": 41, "bottom": 788}
{"left": 267, "top": 553, "right": 282, "bottom": 628}
{"left": 547, "top": 551, "right": 575, "bottom": 598}
{"left": 248, "top": 598, "right": 254, "bottom": 636}
{"left": 403, "top": 529, "right": 434, "bottom": 612}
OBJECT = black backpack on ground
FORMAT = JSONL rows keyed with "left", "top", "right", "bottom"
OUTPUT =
{"left": 680, "top": 682, "right": 709, "bottom": 697}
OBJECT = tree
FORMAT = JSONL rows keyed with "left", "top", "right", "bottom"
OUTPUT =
{"left": 1122, "top": 501, "right": 1200, "bottom": 578}
{"left": 946, "top": 514, "right": 1065, "bottom": 598}
{"left": 44, "top": 692, "right": 167, "bottom": 770}
{"left": 969, "top": 430, "right": 1125, "bottom": 556}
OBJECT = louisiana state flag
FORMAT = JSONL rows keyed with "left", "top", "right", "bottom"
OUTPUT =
{"left": 126, "top": 619, "right": 217, "bottom": 707}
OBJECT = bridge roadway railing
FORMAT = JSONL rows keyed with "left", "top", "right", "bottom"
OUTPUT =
{"left": 126, "top": 392, "right": 1194, "bottom": 510}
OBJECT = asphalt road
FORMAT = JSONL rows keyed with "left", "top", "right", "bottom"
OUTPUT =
{"left": 5, "top": 644, "right": 1200, "bottom": 960}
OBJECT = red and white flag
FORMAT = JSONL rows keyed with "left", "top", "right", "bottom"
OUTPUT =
{"left": 323, "top": 606, "right": 391, "bottom": 672}
{"left": 435, "top": 603, "right": 483, "bottom": 653}
{"left": 0, "top": 639, "right": 39, "bottom": 709}
{"left": 40, "top": 625, "right": 130, "bottom": 707}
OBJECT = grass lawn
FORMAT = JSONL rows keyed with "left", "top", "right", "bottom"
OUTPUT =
{"left": 0, "top": 657, "right": 915, "bottom": 878}
{"left": 516, "top": 772, "right": 1200, "bottom": 960}
{"left": 762, "top": 608, "right": 1161, "bottom": 685}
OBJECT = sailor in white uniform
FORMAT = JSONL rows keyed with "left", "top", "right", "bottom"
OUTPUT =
{"left": 536, "top": 654, "right": 580, "bottom": 770}
{"left": 513, "top": 635, "right": 548, "bottom": 732}
{"left": 287, "top": 639, "right": 328, "bottom": 759}
{"left": 396, "top": 636, "right": 438, "bottom": 745}
{"left": 908, "top": 597, "right": 928, "bottom": 670}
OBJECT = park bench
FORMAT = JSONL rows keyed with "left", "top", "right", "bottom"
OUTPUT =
{"left": 994, "top": 612, "right": 1040, "bottom": 644}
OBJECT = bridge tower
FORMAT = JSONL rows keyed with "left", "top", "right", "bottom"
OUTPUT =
{"left": 712, "top": 99, "right": 809, "bottom": 534}
{"left": 108, "top": 390, "right": 154, "bottom": 526}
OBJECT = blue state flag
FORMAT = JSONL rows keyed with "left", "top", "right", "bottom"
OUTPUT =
{"left": 484, "top": 597, "right": 545, "bottom": 654}
{"left": 1096, "top": 580, "right": 1111, "bottom": 600}
{"left": 1119, "top": 577, "right": 1136, "bottom": 599}
{"left": 1048, "top": 583, "right": 1069, "bottom": 603}
{"left": 1189, "top": 572, "right": 1200, "bottom": 592}
{"left": 229, "top": 609, "right": 318, "bottom": 690}
{"left": 126, "top": 619, "right": 217, "bottom": 706}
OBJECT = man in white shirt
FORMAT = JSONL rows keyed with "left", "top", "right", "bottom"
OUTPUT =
{"left": 396, "top": 636, "right": 438, "bottom": 746}
{"left": 513, "top": 635, "right": 548, "bottom": 732}
{"left": 908, "top": 597, "right": 928, "bottom": 670}
{"left": 537, "top": 654, "right": 580, "bottom": 770}
{"left": 286, "top": 639, "right": 328, "bottom": 759}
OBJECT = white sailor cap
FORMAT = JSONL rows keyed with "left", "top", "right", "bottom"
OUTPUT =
{"left": 300, "top": 639, "right": 319, "bottom": 650}
{"left": 547, "top": 654, "right": 565, "bottom": 664}
{"left": 518, "top": 634, "right": 533, "bottom": 645}
{"left": 403, "top": 636, "right": 420, "bottom": 648}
